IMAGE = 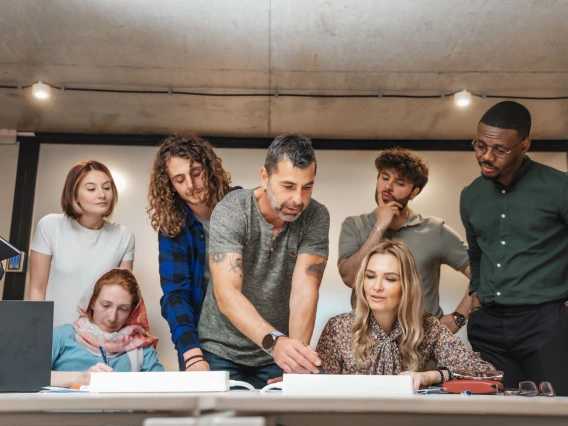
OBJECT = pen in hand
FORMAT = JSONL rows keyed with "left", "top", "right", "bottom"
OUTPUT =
{"left": 99, "top": 346, "right": 109, "bottom": 366}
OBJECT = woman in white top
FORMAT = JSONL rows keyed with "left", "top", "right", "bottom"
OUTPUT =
{"left": 30, "top": 160, "right": 135, "bottom": 326}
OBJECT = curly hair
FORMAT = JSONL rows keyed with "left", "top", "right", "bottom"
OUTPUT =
{"left": 375, "top": 147, "right": 429, "bottom": 192}
{"left": 352, "top": 240, "right": 425, "bottom": 371}
{"left": 147, "top": 134, "right": 232, "bottom": 237}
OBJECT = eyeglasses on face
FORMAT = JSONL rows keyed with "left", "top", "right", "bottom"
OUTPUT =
{"left": 519, "top": 381, "right": 555, "bottom": 397}
{"left": 471, "top": 137, "right": 526, "bottom": 159}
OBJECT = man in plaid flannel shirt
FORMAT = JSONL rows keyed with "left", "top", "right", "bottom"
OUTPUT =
{"left": 148, "top": 133, "right": 239, "bottom": 371}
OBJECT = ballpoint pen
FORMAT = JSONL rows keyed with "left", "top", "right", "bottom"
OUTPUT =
{"left": 99, "top": 346, "right": 109, "bottom": 366}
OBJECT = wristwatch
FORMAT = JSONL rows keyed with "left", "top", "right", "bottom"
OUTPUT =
{"left": 261, "top": 331, "right": 286, "bottom": 356}
{"left": 451, "top": 311, "right": 467, "bottom": 328}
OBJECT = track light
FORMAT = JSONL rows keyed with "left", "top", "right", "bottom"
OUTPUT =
{"left": 454, "top": 90, "right": 472, "bottom": 107}
{"left": 32, "top": 82, "right": 51, "bottom": 99}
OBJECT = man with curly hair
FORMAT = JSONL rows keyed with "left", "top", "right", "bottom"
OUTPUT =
{"left": 338, "top": 147, "right": 472, "bottom": 334}
{"left": 147, "top": 133, "right": 237, "bottom": 371}
{"left": 198, "top": 134, "right": 330, "bottom": 388}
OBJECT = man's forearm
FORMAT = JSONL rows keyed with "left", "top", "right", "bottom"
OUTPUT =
{"left": 339, "top": 229, "right": 382, "bottom": 286}
{"left": 288, "top": 286, "right": 319, "bottom": 344}
{"left": 217, "top": 286, "right": 277, "bottom": 347}
{"left": 454, "top": 290, "right": 472, "bottom": 319}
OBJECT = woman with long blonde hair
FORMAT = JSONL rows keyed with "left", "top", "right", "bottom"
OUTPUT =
{"left": 317, "top": 240, "right": 494, "bottom": 389}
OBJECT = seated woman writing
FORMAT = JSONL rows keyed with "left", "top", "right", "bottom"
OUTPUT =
{"left": 317, "top": 240, "right": 495, "bottom": 389}
{"left": 51, "top": 268, "right": 164, "bottom": 387}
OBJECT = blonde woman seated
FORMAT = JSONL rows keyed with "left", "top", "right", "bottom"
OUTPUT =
{"left": 51, "top": 269, "right": 164, "bottom": 387}
{"left": 317, "top": 240, "right": 494, "bottom": 390}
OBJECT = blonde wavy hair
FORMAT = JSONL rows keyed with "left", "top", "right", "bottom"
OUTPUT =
{"left": 147, "top": 134, "right": 232, "bottom": 237}
{"left": 352, "top": 240, "right": 425, "bottom": 371}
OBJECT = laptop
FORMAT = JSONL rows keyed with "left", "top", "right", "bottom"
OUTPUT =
{"left": 0, "top": 301, "right": 54, "bottom": 392}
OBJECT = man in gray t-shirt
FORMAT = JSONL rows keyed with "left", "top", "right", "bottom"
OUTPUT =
{"left": 338, "top": 148, "right": 472, "bottom": 333}
{"left": 199, "top": 134, "right": 330, "bottom": 388}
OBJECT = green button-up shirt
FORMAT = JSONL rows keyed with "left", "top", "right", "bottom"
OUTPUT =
{"left": 460, "top": 156, "right": 568, "bottom": 305}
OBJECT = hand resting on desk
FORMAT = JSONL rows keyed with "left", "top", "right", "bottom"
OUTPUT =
{"left": 400, "top": 370, "right": 448, "bottom": 391}
{"left": 51, "top": 363, "right": 114, "bottom": 387}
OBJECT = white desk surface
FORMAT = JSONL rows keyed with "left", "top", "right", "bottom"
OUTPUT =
{"left": 212, "top": 392, "right": 568, "bottom": 417}
{"left": 1, "top": 392, "right": 567, "bottom": 417}
{"left": 0, "top": 392, "right": 208, "bottom": 412}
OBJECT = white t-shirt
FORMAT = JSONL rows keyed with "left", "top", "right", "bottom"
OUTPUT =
{"left": 31, "top": 214, "right": 135, "bottom": 326}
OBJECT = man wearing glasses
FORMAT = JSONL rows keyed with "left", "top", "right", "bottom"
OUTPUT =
{"left": 460, "top": 101, "right": 568, "bottom": 395}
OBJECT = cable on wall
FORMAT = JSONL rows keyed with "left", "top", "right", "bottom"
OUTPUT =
{"left": 0, "top": 83, "right": 567, "bottom": 101}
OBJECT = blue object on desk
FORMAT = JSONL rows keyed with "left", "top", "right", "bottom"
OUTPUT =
{"left": 99, "top": 346, "right": 109, "bottom": 366}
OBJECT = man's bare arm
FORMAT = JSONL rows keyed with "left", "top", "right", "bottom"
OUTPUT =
{"left": 210, "top": 252, "right": 272, "bottom": 346}
{"left": 454, "top": 265, "right": 472, "bottom": 318}
{"left": 289, "top": 254, "right": 327, "bottom": 344}
{"left": 338, "top": 228, "right": 382, "bottom": 287}
{"left": 211, "top": 252, "right": 321, "bottom": 374}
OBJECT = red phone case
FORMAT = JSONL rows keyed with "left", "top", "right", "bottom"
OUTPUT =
{"left": 443, "top": 380, "right": 504, "bottom": 394}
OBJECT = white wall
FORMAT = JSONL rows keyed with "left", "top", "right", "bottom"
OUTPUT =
{"left": 26, "top": 144, "right": 567, "bottom": 370}
{"left": 0, "top": 143, "right": 19, "bottom": 299}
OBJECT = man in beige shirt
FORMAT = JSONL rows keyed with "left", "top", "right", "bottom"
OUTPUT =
{"left": 338, "top": 147, "right": 472, "bottom": 333}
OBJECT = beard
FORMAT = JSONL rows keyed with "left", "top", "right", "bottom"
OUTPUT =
{"left": 266, "top": 181, "right": 306, "bottom": 222}
{"left": 378, "top": 189, "right": 412, "bottom": 210}
{"left": 479, "top": 160, "right": 501, "bottom": 181}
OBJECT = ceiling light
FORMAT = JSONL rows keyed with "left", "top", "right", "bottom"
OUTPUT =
{"left": 454, "top": 90, "right": 472, "bottom": 107}
{"left": 32, "top": 82, "right": 51, "bottom": 99}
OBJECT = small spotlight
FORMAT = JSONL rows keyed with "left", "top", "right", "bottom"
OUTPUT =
{"left": 454, "top": 90, "right": 472, "bottom": 107}
{"left": 32, "top": 82, "right": 51, "bottom": 99}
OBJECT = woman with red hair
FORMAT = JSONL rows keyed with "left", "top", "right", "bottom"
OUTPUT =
{"left": 51, "top": 269, "right": 163, "bottom": 387}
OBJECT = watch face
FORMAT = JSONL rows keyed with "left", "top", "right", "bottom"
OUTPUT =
{"left": 454, "top": 313, "right": 466, "bottom": 326}
{"left": 262, "top": 333, "right": 274, "bottom": 350}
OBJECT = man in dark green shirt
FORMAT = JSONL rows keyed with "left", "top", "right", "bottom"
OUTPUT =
{"left": 460, "top": 101, "right": 568, "bottom": 395}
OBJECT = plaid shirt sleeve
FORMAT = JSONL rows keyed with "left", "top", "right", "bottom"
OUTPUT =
{"left": 158, "top": 225, "right": 206, "bottom": 369}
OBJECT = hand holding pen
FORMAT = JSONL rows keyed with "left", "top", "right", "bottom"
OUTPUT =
{"left": 88, "top": 346, "right": 113, "bottom": 373}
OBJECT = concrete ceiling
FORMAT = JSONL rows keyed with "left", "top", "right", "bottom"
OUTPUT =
{"left": 0, "top": 0, "right": 567, "bottom": 139}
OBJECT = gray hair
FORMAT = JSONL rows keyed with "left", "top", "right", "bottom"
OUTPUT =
{"left": 264, "top": 134, "right": 317, "bottom": 176}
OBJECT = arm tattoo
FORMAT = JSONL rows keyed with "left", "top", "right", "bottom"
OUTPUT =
{"left": 228, "top": 254, "right": 243, "bottom": 278}
{"left": 306, "top": 259, "right": 327, "bottom": 278}
{"left": 210, "top": 253, "right": 227, "bottom": 265}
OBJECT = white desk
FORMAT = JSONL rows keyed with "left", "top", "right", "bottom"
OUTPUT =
{"left": 213, "top": 393, "right": 568, "bottom": 426}
{"left": 0, "top": 392, "right": 212, "bottom": 426}
{"left": 2, "top": 392, "right": 568, "bottom": 426}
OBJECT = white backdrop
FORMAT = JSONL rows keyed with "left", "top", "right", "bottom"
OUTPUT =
{"left": 26, "top": 144, "right": 567, "bottom": 371}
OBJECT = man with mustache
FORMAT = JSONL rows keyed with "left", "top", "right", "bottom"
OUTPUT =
{"left": 460, "top": 101, "right": 568, "bottom": 394}
{"left": 339, "top": 147, "right": 472, "bottom": 333}
{"left": 198, "top": 134, "right": 330, "bottom": 388}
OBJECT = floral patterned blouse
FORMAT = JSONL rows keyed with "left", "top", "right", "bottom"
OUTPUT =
{"left": 316, "top": 311, "right": 495, "bottom": 375}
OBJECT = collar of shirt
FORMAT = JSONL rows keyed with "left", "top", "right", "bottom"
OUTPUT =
{"left": 369, "top": 314, "right": 402, "bottom": 343}
{"left": 183, "top": 204, "right": 199, "bottom": 227}
{"left": 493, "top": 155, "right": 533, "bottom": 190}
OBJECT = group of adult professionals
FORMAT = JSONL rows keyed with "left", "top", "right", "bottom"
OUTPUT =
{"left": 28, "top": 101, "right": 568, "bottom": 394}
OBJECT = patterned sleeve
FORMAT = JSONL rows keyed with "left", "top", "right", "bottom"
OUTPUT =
{"left": 316, "top": 317, "right": 343, "bottom": 374}
{"left": 427, "top": 316, "right": 496, "bottom": 372}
